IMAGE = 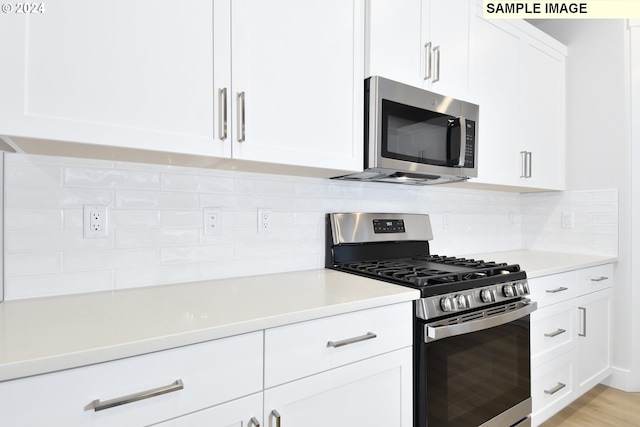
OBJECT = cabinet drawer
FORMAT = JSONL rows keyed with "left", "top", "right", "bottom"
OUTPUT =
{"left": 531, "top": 351, "right": 576, "bottom": 427}
{"left": 529, "top": 272, "right": 576, "bottom": 308}
{"left": 0, "top": 331, "right": 263, "bottom": 427}
{"left": 576, "top": 264, "right": 614, "bottom": 295}
{"left": 264, "top": 302, "right": 412, "bottom": 388}
{"left": 531, "top": 299, "right": 576, "bottom": 368}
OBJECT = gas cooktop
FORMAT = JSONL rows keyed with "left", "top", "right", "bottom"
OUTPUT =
{"left": 334, "top": 255, "right": 525, "bottom": 297}
{"left": 326, "top": 213, "right": 528, "bottom": 300}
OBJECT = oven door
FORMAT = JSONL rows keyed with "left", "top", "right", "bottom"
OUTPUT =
{"left": 415, "top": 300, "right": 536, "bottom": 427}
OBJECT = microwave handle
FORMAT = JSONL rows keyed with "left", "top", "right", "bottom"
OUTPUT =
{"left": 457, "top": 117, "right": 466, "bottom": 167}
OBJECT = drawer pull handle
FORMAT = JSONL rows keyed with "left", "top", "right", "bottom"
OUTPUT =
{"left": 591, "top": 276, "right": 609, "bottom": 282}
{"left": 544, "top": 328, "right": 566, "bottom": 338}
{"left": 546, "top": 287, "right": 568, "bottom": 294}
{"left": 248, "top": 416, "right": 261, "bottom": 427}
{"left": 86, "top": 379, "right": 184, "bottom": 412}
{"left": 544, "top": 382, "right": 566, "bottom": 395}
{"left": 327, "top": 332, "right": 377, "bottom": 348}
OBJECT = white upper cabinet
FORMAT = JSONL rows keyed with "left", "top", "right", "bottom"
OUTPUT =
{"left": 0, "top": 0, "right": 364, "bottom": 175}
{"left": 519, "top": 37, "right": 566, "bottom": 190}
{"left": 368, "top": 0, "right": 470, "bottom": 100}
{"left": 0, "top": 0, "right": 228, "bottom": 158}
{"left": 230, "top": 0, "right": 364, "bottom": 172}
{"left": 467, "top": 7, "right": 567, "bottom": 191}
{"left": 468, "top": 16, "right": 521, "bottom": 186}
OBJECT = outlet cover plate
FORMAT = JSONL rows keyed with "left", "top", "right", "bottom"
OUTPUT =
{"left": 83, "top": 205, "right": 108, "bottom": 238}
{"left": 203, "top": 208, "right": 222, "bottom": 236}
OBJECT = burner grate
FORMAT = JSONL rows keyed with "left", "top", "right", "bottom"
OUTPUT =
{"left": 337, "top": 255, "right": 522, "bottom": 290}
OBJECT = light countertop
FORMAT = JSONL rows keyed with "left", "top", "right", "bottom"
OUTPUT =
{"left": 0, "top": 250, "right": 617, "bottom": 383}
{"left": 461, "top": 250, "right": 617, "bottom": 278}
{"left": 0, "top": 269, "right": 419, "bottom": 382}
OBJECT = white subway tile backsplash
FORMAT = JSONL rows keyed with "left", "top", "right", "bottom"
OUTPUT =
{"left": 64, "top": 167, "right": 161, "bottom": 190}
{"left": 522, "top": 188, "right": 618, "bottom": 256}
{"left": 5, "top": 270, "right": 114, "bottom": 300}
{"left": 2, "top": 153, "right": 619, "bottom": 300}
{"left": 5, "top": 162, "right": 63, "bottom": 187}
{"left": 5, "top": 253, "right": 63, "bottom": 277}
{"left": 5, "top": 209, "right": 64, "bottom": 231}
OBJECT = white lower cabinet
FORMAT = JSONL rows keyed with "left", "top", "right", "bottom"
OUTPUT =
{"left": 0, "top": 302, "right": 414, "bottom": 426}
{"left": 0, "top": 331, "right": 264, "bottom": 426}
{"left": 152, "top": 393, "right": 262, "bottom": 427}
{"left": 264, "top": 301, "right": 414, "bottom": 426}
{"left": 264, "top": 348, "right": 413, "bottom": 427}
{"left": 530, "top": 264, "right": 613, "bottom": 427}
{"left": 576, "top": 288, "right": 612, "bottom": 396}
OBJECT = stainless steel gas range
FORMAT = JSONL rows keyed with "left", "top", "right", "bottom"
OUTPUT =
{"left": 325, "top": 213, "right": 537, "bottom": 427}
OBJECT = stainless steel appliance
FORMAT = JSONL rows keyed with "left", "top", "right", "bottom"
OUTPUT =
{"left": 334, "top": 76, "right": 479, "bottom": 185}
{"left": 326, "top": 213, "right": 536, "bottom": 427}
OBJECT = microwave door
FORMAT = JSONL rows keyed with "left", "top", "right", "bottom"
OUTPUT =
{"left": 382, "top": 100, "right": 454, "bottom": 166}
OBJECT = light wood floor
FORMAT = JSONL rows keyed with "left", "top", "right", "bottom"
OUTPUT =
{"left": 540, "top": 384, "right": 640, "bottom": 427}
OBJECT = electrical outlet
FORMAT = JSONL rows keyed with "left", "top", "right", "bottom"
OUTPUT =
{"left": 443, "top": 212, "right": 451, "bottom": 229}
{"left": 203, "top": 208, "right": 222, "bottom": 236}
{"left": 258, "top": 208, "right": 272, "bottom": 234}
{"left": 561, "top": 212, "right": 574, "bottom": 229}
{"left": 83, "top": 205, "right": 108, "bottom": 238}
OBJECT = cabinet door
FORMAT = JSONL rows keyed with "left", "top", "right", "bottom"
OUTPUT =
{"left": 468, "top": 11, "right": 566, "bottom": 190}
{"left": 152, "top": 393, "right": 262, "bottom": 427}
{"left": 368, "top": 0, "right": 470, "bottom": 100}
{"left": 368, "top": 0, "right": 423, "bottom": 86}
{"left": 231, "top": 0, "right": 364, "bottom": 173}
{"left": 519, "top": 38, "right": 565, "bottom": 190}
{"left": 264, "top": 348, "right": 413, "bottom": 427}
{"left": 468, "top": 13, "right": 521, "bottom": 187}
{"left": 576, "top": 288, "right": 612, "bottom": 395}
{"left": 0, "top": 0, "right": 230, "bottom": 158}
{"left": 425, "top": 0, "right": 470, "bottom": 100}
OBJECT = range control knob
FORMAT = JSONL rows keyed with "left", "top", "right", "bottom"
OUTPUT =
{"left": 480, "top": 289, "right": 497, "bottom": 303}
{"left": 502, "top": 284, "right": 517, "bottom": 298}
{"left": 440, "top": 296, "right": 458, "bottom": 312}
{"left": 516, "top": 282, "right": 530, "bottom": 296}
{"left": 456, "top": 294, "right": 470, "bottom": 309}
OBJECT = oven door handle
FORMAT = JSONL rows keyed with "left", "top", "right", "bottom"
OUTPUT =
{"left": 424, "top": 300, "right": 537, "bottom": 342}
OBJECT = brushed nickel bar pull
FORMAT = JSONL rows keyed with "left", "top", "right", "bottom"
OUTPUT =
{"left": 433, "top": 45, "right": 441, "bottom": 83}
{"left": 327, "top": 332, "right": 377, "bottom": 348}
{"left": 87, "top": 379, "right": 184, "bottom": 412}
{"left": 520, "top": 151, "right": 532, "bottom": 178}
{"left": 579, "top": 307, "right": 587, "bottom": 337}
{"left": 544, "top": 328, "right": 566, "bottom": 338}
{"left": 424, "top": 42, "right": 432, "bottom": 80}
{"left": 546, "top": 287, "right": 569, "bottom": 294}
{"left": 544, "top": 382, "right": 566, "bottom": 395}
{"left": 218, "top": 87, "right": 228, "bottom": 141}
{"left": 237, "top": 91, "right": 246, "bottom": 142}
{"left": 271, "top": 409, "right": 282, "bottom": 427}
{"left": 591, "top": 276, "right": 609, "bottom": 282}
{"left": 248, "top": 416, "right": 261, "bottom": 427}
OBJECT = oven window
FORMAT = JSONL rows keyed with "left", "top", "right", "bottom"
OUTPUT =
{"left": 423, "top": 318, "right": 530, "bottom": 427}
{"left": 381, "top": 99, "right": 461, "bottom": 166}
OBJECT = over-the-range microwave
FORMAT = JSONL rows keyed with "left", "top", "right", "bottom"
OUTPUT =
{"left": 335, "top": 76, "right": 479, "bottom": 185}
